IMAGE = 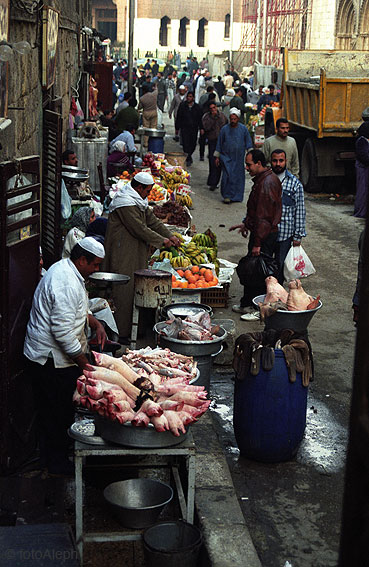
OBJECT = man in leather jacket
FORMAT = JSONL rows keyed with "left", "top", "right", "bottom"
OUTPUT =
{"left": 230, "top": 149, "right": 282, "bottom": 320}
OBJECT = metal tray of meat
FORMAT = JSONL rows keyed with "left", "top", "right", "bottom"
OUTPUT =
{"left": 68, "top": 419, "right": 108, "bottom": 445}
{"left": 94, "top": 415, "right": 188, "bottom": 448}
{"left": 161, "top": 303, "right": 213, "bottom": 320}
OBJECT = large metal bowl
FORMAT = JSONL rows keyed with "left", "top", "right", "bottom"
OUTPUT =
{"left": 104, "top": 478, "right": 173, "bottom": 529}
{"left": 89, "top": 272, "right": 130, "bottom": 288}
{"left": 94, "top": 415, "right": 188, "bottom": 448}
{"left": 61, "top": 171, "right": 90, "bottom": 181}
{"left": 62, "top": 165, "right": 89, "bottom": 174}
{"left": 153, "top": 322, "right": 226, "bottom": 356}
{"left": 161, "top": 302, "right": 213, "bottom": 320}
{"left": 252, "top": 294, "right": 322, "bottom": 332}
{"left": 137, "top": 127, "right": 166, "bottom": 138}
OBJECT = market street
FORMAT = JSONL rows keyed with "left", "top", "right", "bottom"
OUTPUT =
{"left": 162, "top": 114, "right": 364, "bottom": 567}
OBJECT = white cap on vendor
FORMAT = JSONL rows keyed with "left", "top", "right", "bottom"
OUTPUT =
{"left": 179, "top": 85, "right": 186, "bottom": 91}
{"left": 134, "top": 171, "right": 154, "bottom": 185}
{"left": 229, "top": 107, "right": 241, "bottom": 117}
{"left": 79, "top": 236, "right": 105, "bottom": 258}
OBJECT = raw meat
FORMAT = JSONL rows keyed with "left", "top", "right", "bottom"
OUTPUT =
{"left": 163, "top": 410, "right": 187, "bottom": 436}
{"left": 150, "top": 414, "right": 169, "bottom": 432}
{"left": 286, "top": 279, "right": 314, "bottom": 311}
{"left": 264, "top": 276, "right": 288, "bottom": 303}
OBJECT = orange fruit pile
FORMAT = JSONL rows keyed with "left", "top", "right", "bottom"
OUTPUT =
{"left": 148, "top": 187, "right": 164, "bottom": 201}
{"left": 172, "top": 266, "right": 218, "bottom": 289}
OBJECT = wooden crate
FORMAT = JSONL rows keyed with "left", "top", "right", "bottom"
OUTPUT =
{"left": 201, "top": 283, "right": 230, "bottom": 308}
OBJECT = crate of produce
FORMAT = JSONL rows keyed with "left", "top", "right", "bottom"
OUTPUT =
{"left": 201, "top": 283, "right": 230, "bottom": 308}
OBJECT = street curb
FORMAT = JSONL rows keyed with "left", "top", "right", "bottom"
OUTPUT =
{"left": 192, "top": 413, "right": 262, "bottom": 567}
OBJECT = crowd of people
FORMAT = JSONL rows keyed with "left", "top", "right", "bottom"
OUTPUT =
{"left": 89, "top": 56, "right": 282, "bottom": 181}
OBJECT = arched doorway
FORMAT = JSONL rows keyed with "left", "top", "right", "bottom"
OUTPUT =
{"left": 179, "top": 17, "right": 190, "bottom": 47}
{"left": 159, "top": 16, "right": 171, "bottom": 46}
{"left": 197, "top": 17, "right": 208, "bottom": 47}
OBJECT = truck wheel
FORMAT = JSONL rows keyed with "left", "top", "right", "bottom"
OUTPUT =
{"left": 301, "top": 138, "right": 321, "bottom": 193}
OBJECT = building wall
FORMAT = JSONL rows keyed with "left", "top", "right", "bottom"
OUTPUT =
{"left": 309, "top": 0, "right": 336, "bottom": 49}
{"left": 0, "top": 0, "right": 91, "bottom": 162}
{"left": 132, "top": 18, "right": 243, "bottom": 55}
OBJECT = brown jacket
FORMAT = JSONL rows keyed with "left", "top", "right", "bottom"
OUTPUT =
{"left": 244, "top": 168, "right": 282, "bottom": 247}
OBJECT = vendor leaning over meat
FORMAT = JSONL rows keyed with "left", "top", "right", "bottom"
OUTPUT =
{"left": 103, "top": 172, "right": 181, "bottom": 342}
{"left": 24, "top": 237, "right": 107, "bottom": 476}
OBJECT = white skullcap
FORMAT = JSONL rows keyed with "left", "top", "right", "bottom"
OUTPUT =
{"left": 79, "top": 236, "right": 105, "bottom": 258}
{"left": 227, "top": 88, "right": 235, "bottom": 96}
{"left": 179, "top": 85, "right": 186, "bottom": 90}
{"left": 134, "top": 171, "right": 154, "bottom": 185}
{"left": 229, "top": 107, "right": 241, "bottom": 117}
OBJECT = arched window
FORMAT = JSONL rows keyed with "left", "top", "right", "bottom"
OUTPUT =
{"left": 335, "top": 0, "right": 355, "bottom": 49}
{"left": 197, "top": 18, "right": 208, "bottom": 47}
{"left": 179, "top": 17, "right": 190, "bottom": 47}
{"left": 358, "top": 0, "right": 369, "bottom": 49}
{"left": 224, "top": 13, "right": 230, "bottom": 39}
{"left": 159, "top": 16, "right": 171, "bottom": 46}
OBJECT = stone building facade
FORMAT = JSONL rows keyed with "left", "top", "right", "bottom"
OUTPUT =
{"left": 92, "top": 0, "right": 244, "bottom": 56}
{"left": 1, "top": 0, "right": 91, "bottom": 163}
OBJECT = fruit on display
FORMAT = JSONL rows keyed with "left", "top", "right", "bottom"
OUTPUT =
{"left": 119, "top": 171, "right": 131, "bottom": 180}
{"left": 154, "top": 228, "right": 219, "bottom": 275}
{"left": 152, "top": 201, "right": 190, "bottom": 227}
{"left": 176, "top": 193, "right": 193, "bottom": 208}
{"left": 142, "top": 152, "right": 161, "bottom": 176}
{"left": 172, "top": 266, "right": 219, "bottom": 289}
{"left": 147, "top": 183, "right": 166, "bottom": 202}
{"left": 160, "top": 167, "right": 190, "bottom": 191}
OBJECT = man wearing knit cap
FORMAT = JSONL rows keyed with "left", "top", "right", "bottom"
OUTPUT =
{"left": 104, "top": 172, "right": 181, "bottom": 341}
{"left": 214, "top": 107, "right": 253, "bottom": 203}
{"left": 24, "top": 237, "right": 107, "bottom": 475}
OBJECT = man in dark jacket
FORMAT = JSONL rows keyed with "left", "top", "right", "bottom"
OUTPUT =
{"left": 175, "top": 92, "right": 202, "bottom": 166}
{"left": 201, "top": 102, "right": 228, "bottom": 190}
{"left": 229, "top": 149, "right": 282, "bottom": 320}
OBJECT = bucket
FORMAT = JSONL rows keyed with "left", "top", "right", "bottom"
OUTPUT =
{"left": 166, "top": 152, "right": 187, "bottom": 168}
{"left": 233, "top": 349, "right": 308, "bottom": 462}
{"left": 212, "top": 319, "right": 235, "bottom": 366}
{"left": 148, "top": 137, "right": 165, "bottom": 153}
{"left": 143, "top": 520, "right": 202, "bottom": 567}
{"left": 194, "top": 345, "right": 223, "bottom": 390}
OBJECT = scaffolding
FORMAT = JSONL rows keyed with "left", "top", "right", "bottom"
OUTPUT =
{"left": 234, "top": 0, "right": 311, "bottom": 70}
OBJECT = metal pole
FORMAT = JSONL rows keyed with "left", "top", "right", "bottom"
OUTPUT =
{"left": 261, "top": 0, "right": 267, "bottom": 65}
{"left": 127, "top": 0, "right": 135, "bottom": 92}
{"left": 255, "top": 0, "right": 261, "bottom": 63}
{"left": 230, "top": 0, "right": 234, "bottom": 63}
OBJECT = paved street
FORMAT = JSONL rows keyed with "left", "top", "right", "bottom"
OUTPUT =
{"left": 162, "top": 113, "right": 364, "bottom": 567}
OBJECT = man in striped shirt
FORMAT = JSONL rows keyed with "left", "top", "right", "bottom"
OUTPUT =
{"left": 271, "top": 149, "right": 306, "bottom": 284}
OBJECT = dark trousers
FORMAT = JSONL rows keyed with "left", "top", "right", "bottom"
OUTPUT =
{"left": 207, "top": 139, "right": 221, "bottom": 188}
{"left": 240, "top": 231, "right": 278, "bottom": 307}
{"left": 199, "top": 131, "right": 206, "bottom": 159}
{"left": 181, "top": 129, "right": 198, "bottom": 160}
{"left": 27, "top": 358, "right": 80, "bottom": 469}
{"left": 275, "top": 237, "right": 293, "bottom": 284}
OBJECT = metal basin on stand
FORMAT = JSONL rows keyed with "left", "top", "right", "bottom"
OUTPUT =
{"left": 253, "top": 294, "right": 322, "bottom": 332}
{"left": 153, "top": 322, "right": 227, "bottom": 390}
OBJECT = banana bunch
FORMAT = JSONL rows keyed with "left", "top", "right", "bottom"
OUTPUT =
{"left": 171, "top": 256, "right": 191, "bottom": 268}
{"left": 159, "top": 250, "right": 173, "bottom": 261}
{"left": 205, "top": 228, "right": 218, "bottom": 252}
{"left": 191, "top": 233, "right": 213, "bottom": 247}
{"left": 176, "top": 194, "right": 193, "bottom": 208}
{"left": 201, "top": 246, "right": 217, "bottom": 262}
{"left": 172, "top": 232, "right": 185, "bottom": 243}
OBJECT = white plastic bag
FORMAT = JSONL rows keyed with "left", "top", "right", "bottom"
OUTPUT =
{"left": 283, "top": 245, "right": 316, "bottom": 281}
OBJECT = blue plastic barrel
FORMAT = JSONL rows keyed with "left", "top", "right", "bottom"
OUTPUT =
{"left": 233, "top": 349, "right": 308, "bottom": 462}
{"left": 148, "top": 137, "right": 164, "bottom": 153}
